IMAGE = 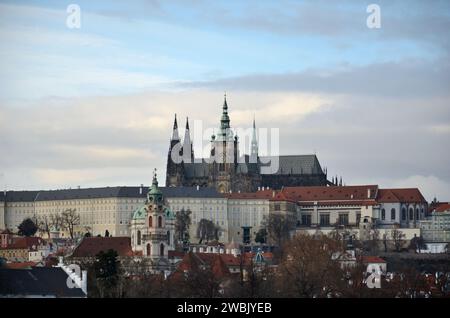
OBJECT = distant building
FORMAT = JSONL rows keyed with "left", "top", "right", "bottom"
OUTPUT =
{"left": 0, "top": 184, "right": 428, "bottom": 245}
{"left": 420, "top": 202, "right": 450, "bottom": 243}
{"left": 0, "top": 234, "right": 49, "bottom": 263}
{"left": 165, "top": 95, "right": 328, "bottom": 193}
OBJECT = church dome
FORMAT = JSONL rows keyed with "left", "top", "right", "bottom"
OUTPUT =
{"left": 132, "top": 205, "right": 148, "bottom": 220}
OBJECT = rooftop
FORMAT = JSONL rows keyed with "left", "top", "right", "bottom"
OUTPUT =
{"left": 0, "top": 267, "right": 86, "bottom": 297}
{"left": 70, "top": 237, "right": 133, "bottom": 258}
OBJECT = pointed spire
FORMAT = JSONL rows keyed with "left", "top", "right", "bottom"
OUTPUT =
{"left": 171, "top": 114, "right": 179, "bottom": 141}
{"left": 220, "top": 93, "right": 230, "bottom": 133}
{"left": 152, "top": 168, "right": 158, "bottom": 186}
{"left": 223, "top": 92, "right": 228, "bottom": 110}
{"left": 183, "top": 117, "right": 193, "bottom": 163}
{"left": 250, "top": 115, "right": 258, "bottom": 163}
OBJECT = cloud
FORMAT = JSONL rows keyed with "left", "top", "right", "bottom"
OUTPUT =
{"left": 178, "top": 59, "right": 450, "bottom": 98}
{"left": 391, "top": 175, "right": 450, "bottom": 202}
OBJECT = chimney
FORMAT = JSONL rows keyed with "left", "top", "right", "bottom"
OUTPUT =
{"left": 139, "top": 184, "right": 143, "bottom": 195}
{"left": 367, "top": 188, "right": 371, "bottom": 199}
{"left": 272, "top": 191, "right": 275, "bottom": 198}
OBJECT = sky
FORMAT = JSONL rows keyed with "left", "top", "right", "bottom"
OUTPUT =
{"left": 0, "top": 0, "right": 449, "bottom": 201}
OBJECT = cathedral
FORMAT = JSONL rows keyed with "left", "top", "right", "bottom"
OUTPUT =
{"left": 165, "top": 95, "right": 329, "bottom": 193}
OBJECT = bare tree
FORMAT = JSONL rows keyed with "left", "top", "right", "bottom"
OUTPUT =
{"left": 391, "top": 228, "right": 406, "bottom": 252}
{"left": 61, "top": 208, "right": 80, "bottom": 239}
{"left": 196, "top": 218, "right": 220, "bottom": 244}
{"left": 264, "top": 213, "right": 296, "bottom": 259}
{"left": 175, "top": 208, "right": 192, "bottom": 246}
{"left": 34, "top": 215, "right": 52, "bottom": 238}
{"left": 34, "top": 213, "right": 63, "bottom": 238}
{"left": 277, "top": 233, "right": 343, "bottom": 298}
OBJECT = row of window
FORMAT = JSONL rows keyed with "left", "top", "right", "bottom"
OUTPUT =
{"left": 301, "top": 213, "right": 353, "bottom": 227}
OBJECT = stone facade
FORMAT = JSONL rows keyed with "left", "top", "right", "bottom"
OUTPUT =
{"left": 130, "top": 172, "right": 175, "bottom": 272}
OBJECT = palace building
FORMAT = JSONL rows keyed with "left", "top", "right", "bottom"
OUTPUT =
{"left": 165, "top": 95, "right": 329, "bottom": 193}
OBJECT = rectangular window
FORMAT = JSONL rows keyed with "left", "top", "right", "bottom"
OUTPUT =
{"left": 338, "top": 214, "right": 349, "bottom": 226}
{"left": 274, "top": 204, "right": 280, "bottom": 211}
{"left": 320, "top": 214, "right": 330, "bottom": 227}
{"left": 301, "top": 214, "right": 311, "bottom": 226}
{"left": 391, "top": 209, "right": 396, "bottom": 220}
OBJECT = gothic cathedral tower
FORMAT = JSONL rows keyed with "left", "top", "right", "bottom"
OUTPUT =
{"left": 208, "top": 94, "right": 239, "bottom": 193}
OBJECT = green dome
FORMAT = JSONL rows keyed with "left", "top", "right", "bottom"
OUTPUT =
{"left": 132, "top": 205, "right": 148, "bottom": 220}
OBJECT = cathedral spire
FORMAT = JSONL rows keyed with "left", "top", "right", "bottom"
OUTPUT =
{"left": 250, "top": 115, "right": 258, "bottom": 163}
{"left": 221, "top": 93, "right": 230, "bottom": 131}
{"left": 183, "top": 117, "right": 194, "bottom": 163}
{"left": 171, "top": 114, "right": 179, "bottom": 141}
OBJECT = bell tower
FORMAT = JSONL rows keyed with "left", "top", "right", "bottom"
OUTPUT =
{"left": 131, "top": 169, "right": 175, "bottom": 271}
{"left": 208, "top": 94, "right": 239, "bottom": 193}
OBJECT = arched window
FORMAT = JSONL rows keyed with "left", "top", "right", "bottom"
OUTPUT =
{"left": 391, "top": 208, "right": 396, "bottom": 220}
{"left": 148, "top": 215, "right": 153, "bottom": 227}
{"left": 409, "top": 208, "right": 414, "bottom": 220}
{"left": 381, "top": 209, "right": 385, "bottom": 221}
{"left": 167, "top": 231, "right": 170, "bottom": 246}
{"left": 415, "top": 208, "right": 420, "bottom": 220}
{"left": 158, "top": 216, "right": 163, "bottom": 228}
{"left": 402, "top": 208, "right": 407, "bottom": 221}
{"left": 160, "top": 243, "right": 164, "bottom": 256}
{"left": 137, "top": 230, "right": 141, "bottom": 245}
{"left": 146, "top": 243, "right": 151, "bottom": 256}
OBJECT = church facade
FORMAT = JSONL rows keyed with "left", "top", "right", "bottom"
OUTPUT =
{"left": 166, "top": 96, "right": 328, "bottom": 193}
{"left": 131, "top": 171, "right": 175, "bottom": 272}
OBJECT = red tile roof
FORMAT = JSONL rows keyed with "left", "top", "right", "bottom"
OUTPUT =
{"left": 433, "top": 203, "right": 450, "bottom": 213}
{"left": 226, "top": 185, "right": 427, "bottom": 206}
{"left": 71, "top": 237, "right": 133, "bottom": 257}
{"left": 377, "top": 188, "right": 426, "bottom": 203}
{"left": 279, "top": 185, "right": 379, "bottom": 206}
{"left": 0, "top": 236, "right": 45, "bottom": 250}
{"left": 361, "top": 256, "right": 386, "bottom": 264}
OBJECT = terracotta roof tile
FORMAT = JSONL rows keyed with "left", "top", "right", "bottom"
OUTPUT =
{"left": 71, "top": 237, "right": 132, "bottom": 257}
{"left": 377, "top": 188, "right": 426, "bottom": 203}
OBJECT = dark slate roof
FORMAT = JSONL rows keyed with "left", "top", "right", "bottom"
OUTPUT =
{"left": 0, "top": 267, "right": 86, "bottom": 297}
{"left": 162, "top": 186, "right": 222, "bottom": 198}
{"left": 3, "top": 186, "right": 222, "bottom": 202}
{"left": 259, "top": 155, "right": 324, "bottom": 175}
{"left": 4, "top": 191, "right": 39, "bottom": 202}
{"left": 183, "top": 160, "right": 209, "bottom": 178}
